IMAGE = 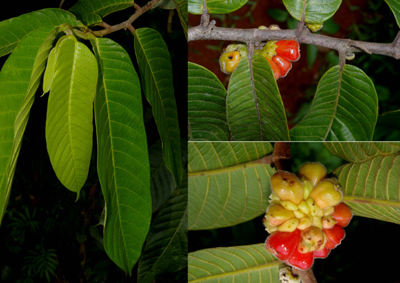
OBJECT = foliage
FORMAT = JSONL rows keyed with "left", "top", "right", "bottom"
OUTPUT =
{"left": 0, "top": 0, "right": 187, "bottom": 281}
{"left": 188, "top": 0, "right": 400, "bottom": 141}
{"left": 188, "top": 142, "right": 400, "bottom": 282}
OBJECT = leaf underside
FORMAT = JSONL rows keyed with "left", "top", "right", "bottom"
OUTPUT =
{"left": 91, "top": 37, "right": 151, "bottom": 274}
{"left": 188, "top": 142, "right": 274, "bottom": 230}
{"left": 188, "top": 0, "right": 248, "bottom": 15}
{"left": 46, "top": 37, "right": 97, "bottom": 195}
{"left": 282, "top": 0, "right": 342, "bottom": 24}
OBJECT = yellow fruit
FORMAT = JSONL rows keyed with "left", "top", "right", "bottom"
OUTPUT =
{"left": 271, "top": 171, "right": 304, "bottom": 205}
{"left": 265, "top": 203, "right": 295, "bottom": 227}
{"left": 299, "top": 227, "right": 325, "bottom": 253}
{"left": 322, "top": 215, "right": 336, "bottom": 229}
{"left": 302, "top": 178, "right": 314, "bottom": 200}
{"left": 306, "top": 22, "right": 323, "bottom": 32}
{"left": 277, "top": 218, "right": 299, "bottom": 232}
{"left": 309, "top": 179, "right": 343, "bottom": 209}
{"left": 297, "top": 217, "right": 312, "bottom": 230}
{"left": 219, "top": 51, "right": 241, "bottom": 74}
{"left": 299, "top": 162, "right": 327, "bottom": 187}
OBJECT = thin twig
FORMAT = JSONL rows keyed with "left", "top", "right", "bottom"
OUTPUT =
{"left": 296, "top": 1, "right": 307, "bottom": 38}
{"left": 59, "top": 0, "right": 65, "bottom": 8}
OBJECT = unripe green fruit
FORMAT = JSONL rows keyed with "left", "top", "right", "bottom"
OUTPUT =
{"left": 299, "top": 162, "right": 327, "bottom": 187}
{"left": 271, "top": 171, "right": 304, "bottom": 205}
{"left": 306, "top": 22, "right": 323, "bottom": 32}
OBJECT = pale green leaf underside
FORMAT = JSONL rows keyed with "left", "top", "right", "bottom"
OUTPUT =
{"left": 43, "top": 46, "right": 57, "bottom": 94}
{"left": 69, "top": 0, "right": 134, "bottom": 26}
{"left": 324, "top": 142, "right": 400, "bottom": 163}
{"left": 0, "top": 8, "right": 81, "bottom": 57}
{"left": 188, "top": 244, "right": 281, "bottom": 283}
{"left": 334, "top": 154, "right": 400, "bottom": 225}
{"left": 282, "top": 0, "right": 342, "bottom": 24}
{"left": 138, "top": 185, "right": 188, "bottom": 283}
{"left": 385, "top": 0, "right": 400, "bottom": 28}
{"left": 188, "top": 62, "right": 229, "bottom": 141}
{"left": 188, "top": 142, "right": 274, "bottom": 230}
{"left": 46, "top": 37, "right": 97, "bottom": 194}
{"left": 174, "top": 0, "right": 188, "bottom": 40}
{"left": 290, "top": 65, "right": 378, "bottom": 141}
{"left": 227, "top": 55, "right": 289, "bottom": 141}
{"left": 0, "top": 26, "right": 59, "bottom": 224}
{"left": 134, "top": 28, "right": 182, "bottom": 187}
{"left": 91, "top": 37, "right": 151, "bottom": 274}
{"left": 188, "top": 0, "right": 248, "bottom": 15}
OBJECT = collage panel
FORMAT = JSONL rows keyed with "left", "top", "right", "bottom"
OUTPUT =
{"left": 188, "top": 141, "right": 400, "bottom": 282}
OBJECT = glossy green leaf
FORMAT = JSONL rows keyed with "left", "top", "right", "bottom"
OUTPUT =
{"left": 46, "top": 36, "right": 97, "bottom": 195}
{"left": 188, "top": 0, "right": 248, "bottom": 14}
{"left": 188, "top": 142, "right": 274, "bottom": 230}
{"left": 174, "top": 0, "right": 188, "bottom": 40}
{"left": 334, "top": 154, "right": 400, "bottom": 225}
{"left": 138, "top": 184, "right": 188, "bottom": 283}
{"left": 43, "top": 47, "right": 57, "bottom": 94}
{"left": 91, "top": 37, "right": 151, "bottom": 274}
{"left": 188, "top": 62, "right": 229, "bottom": 141}
{"left": 134, "top": 28, "right": 182, "bottom": 187}
{"left": 149, "top": 141, "right": 176, "bottom": 212}
{"left": 324, "top": 142, "right": 400, "bottom": 163}
{"left": 227, "top": 55, "right": 289, "bottom": 141}
{"left": 385, "top": 0, "right": 400, "bottom": 28}
{"left": 290, "top": 65, "right": 378, "bottom": 141}
{"left": 69, "top": 0, "right": 134, "bottom": 26}
{"left": 188, "top": 244, "right": 280, "bottom": 283}
{"left": 0, "top": 26, "right": 59, "bottom": 224}
{"left": 0, "top": 8, "right": 81, "bottom": 57}
{"left": 282, "top": 0, "right": 342, "bottom": 24}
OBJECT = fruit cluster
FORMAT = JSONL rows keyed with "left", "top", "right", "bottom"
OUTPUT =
{"left": 263, "top": 162, "right": 353, "bottom": 270}
{"left": 219, "top": 25, "right": 300, "bottom": 80}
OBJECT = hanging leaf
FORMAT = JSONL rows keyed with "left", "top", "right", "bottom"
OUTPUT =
{"left": 174, "top": 0, "right": 188, "bottom": 40}
{"left": 0, "top": 26, "right": 60, "bottom": 224}
{"left": 188, "top": 244, "right": 281, "bottom": 283}
{"left": 290, "top": 65, "right": 378, "bottom": 141}
{"left": 188, "top": 142, "right": 274, "bottom": 230}
{"left": 69, "top": 0, "right": 134, "bottom": 26}
{"left": 188, "top": 0, "right": 248, "bottom": 15}
{"left": 385, "top": 0, "right": 400, "bottom": 28}
{"left": 46, "top": 36, "right": 98, "bottom": 195}
{"left": 227, "top": 55, "right": 289, "bottom": 141}
{"left": 138, "top": 183, "right": 188, "bottom": 283}
{"left": 324, "top": 142, "right": 400, "bottom": 163}
{"left": 0, "top": 8, "right": 82, "bottom": 57}
{"left": 334, "top": 154, "right": 400, "bottom": 225}
{"left": 282, "top": 0, "right": 342, "bottom": 24}
{"left": 188, "top": 62, "right": 229, "bottom": 141}
{"left": 91, "top": 37, "right": 151, "bottom": 274}
{"left": 134, "top": 28, "right": 182, "bottom": 187}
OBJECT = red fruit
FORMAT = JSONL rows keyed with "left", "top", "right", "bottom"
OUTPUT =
{"left": 314, "top": 246, "right": 331, "bottom": 259}
{"left": 323, "top": 225, "right": 345, "bottom": 249}
{"left": 287, "top": 244, "right": 314, "bottom": 270}
{"left": 275, "top": 40, "right": 300, "bottom": 62}
{"left": 272, "top": 56, "right": 292, "bottom": 78}
{"left": 265, "top": 229, "right": 301, "bottom": 261}
{"left": 266, "top": 57, "right": 281, "bottom": 80}
{"left": 332, "top": 203, "right": 353, "bottom": 227}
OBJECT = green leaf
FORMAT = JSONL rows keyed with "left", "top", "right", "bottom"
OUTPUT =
{"left": 134, "top": 28, "right": 182, "bottom": 187}
{"left": 46, "top": 36, "right": 97, "bottom": 195}
{"left": 0, "top": 8, "right": 82, "bottom": 57}
{"left": 91, "top": 37, "right": 151, "bottom": 274}
{"left": 188, "top": 62, "right": 229, "bottom": 141}
{"left": 0, "top": 26, "right": 59, "bottom": 224}
{"left": 306, "top": 44, "right": 318, "bottom": 69}
{"left": 385, "top": 0, "right": 400, "bottom": 28}
{"left": 138, "top": 184, "right": 188, "bottom": 283}
{"left": 188, "top": 142, "right": 274, "bottom": 230}
{"left": 267, "top": 8, "right": 289, "bottom": 22}
{"left": 375, "top": 110, "right": 400, "bottom": 139}
{"left": 334, "top": 154, "right": 400, "bottom": 225}
{"left": 188, "top": 244, "right": 281, "bottom": 283}
{"left": 188, "top": 0, "right": 248, "bottom": 14}
{"left": 69, "top": 0, "right": 134, "bottom": 26}
{"left": 324, "top": 142, "right": 400, "bottom": 163}
{"left": 43, "top": 47, "right": 58, "bottom": 94}
{"left": 174, "top": 0, "right": 188, "bottom": 40}
{"left": 290, "top": 65, "right": 378, "bottom": 141}
{"left": 227, "top": 55, "right": 289, "bottom": 141}
{"left": 282, "top": 0, "right": 342, "bottom": 24}
{"left": 149, "top": 141, "right": 176, "bottom": 212}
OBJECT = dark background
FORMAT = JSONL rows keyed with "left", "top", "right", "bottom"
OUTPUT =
{"left": 188, "top": 0, "right": 400, "bottom": 141}
{"left": 189, "top": 142, "right": 400, "bottom": 283}
{"left": 0, "top": 0, "right": 187, "bottom": 282}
